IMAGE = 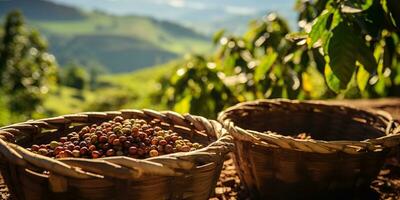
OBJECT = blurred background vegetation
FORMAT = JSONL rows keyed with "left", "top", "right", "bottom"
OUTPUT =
{"left": 0, "top": 0, "right": 399, "bottom": 125}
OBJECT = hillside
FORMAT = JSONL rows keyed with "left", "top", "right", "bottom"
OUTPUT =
{"left": 0, "top": 0, "right": 210, "bottom": 73}
{"left": 49, "top": 0, "right": 298, "bottom": 34}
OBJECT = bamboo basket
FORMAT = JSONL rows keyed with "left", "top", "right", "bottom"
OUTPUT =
{"left": 218, "top": 99, "right": 400, "bottom": 199}
{"left": 0, "top": 109, "right": 233, "bottom": 200}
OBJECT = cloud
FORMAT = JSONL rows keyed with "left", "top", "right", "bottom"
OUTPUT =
{"left": 225, "top": 5, "right": 256, "bottom": 15}
{"left": 168, "top": 0, "right": 185, "bottom": 8}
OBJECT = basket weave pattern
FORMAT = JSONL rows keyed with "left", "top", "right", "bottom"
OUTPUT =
{"left": 0, "top": 109, "right": 233, "bottom": 200}
{"left": 218, "top": 99, "right": 400, "bottom": 199}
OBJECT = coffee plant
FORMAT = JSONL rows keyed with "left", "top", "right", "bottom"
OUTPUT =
{"left": 156, "top": 0, "right": 400, "bottom": 118}
{"left": 296, "top": 0, "right": 400, "bottom": 97}
{"left": 0, "top": 11, "right": 58, "bottom": 117}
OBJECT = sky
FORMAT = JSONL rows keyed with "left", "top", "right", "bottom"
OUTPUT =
{"left": 49, "top": 0, "right": 298, "bottom": 33}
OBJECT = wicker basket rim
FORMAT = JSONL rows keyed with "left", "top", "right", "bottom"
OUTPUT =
{"left": 218, "top": 99, "right": 400, "bottom": 154}
{"left": 0, "top": 109, "right": 233, "bottom": 180}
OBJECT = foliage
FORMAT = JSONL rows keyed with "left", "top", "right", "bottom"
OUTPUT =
{"left": 0, "top": 11, "right": 58, "bottom": 116}
{"left": 157, "top": 0, "right": 400, "bottom": 118}
{"left": 61, "top": 64, "right": 89, "bottom": 90}
{"left": 156, "top": 56, "right": 237, "bottom": 118}
{"left": 296, "top": 0, "right": 400, "bottom": 97}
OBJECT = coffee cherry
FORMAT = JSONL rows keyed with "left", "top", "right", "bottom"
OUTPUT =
{"left": 119, "top": 136, "right": 127, "bottom": 143}
{"left": 38, "top": 148, "right": 48, "bottom": 156}
{"left": 114, "top": 116, "right": 124, "bottom": 123}
{"left": 72, "top": 150, "right": 80, "bottom": 157}
{"left": 106, "top": 149, "right": 115, "bottom": 156}
{"left": 112, "top": 139, "right": 121, "bottom": 146}
{"left": 49, "top": 141, "right": 59, "bottom": 149}
{"left": 79, "top": 141, "right": 87, "bottom": 148}
{"left": 54, "top": 146, "right": 64, "bottom": 155}
{"left": 151, "top": 138, "right": 158, "bottom": 145}
{"left": 138, "top": 132, "right": 147, "bottom": 140}
{"left": 123, "top": 141, "right": 132, "bottom": 148}
{"left": 149, "top": 150, "right": 159, "bottom": 157}
{"left": 67, "top": 144, "right": 75, "bottom": 151}
{"left": 88, "top": 145, "right": 96, "bottom": 152}
{"left": 80, "top": 147, "right": 88, "bottom": 155}
{"left": 108, "top": 134, "right": 117, "bottom": 144}
{"left": 159, "top": 140, "right": 167, "bottom": 146}
{"left": 165, "top": 144, "right": 173, "bottom": 154}
{"left": 31, "top": 144, "right": 40, "bottom": 152}
{"left": 137, "top": 148, "right": 144, "bottom": 156}
{"left": 129, "top": 146, "right": 138, "bottom": 155}
{"left": 102, "top": 143, "right": 110, "bottom": 150}
{"left": 181, "top": 145, "right": 190, "bottom": 152}
{"left": 116, "top": 151, "right": 124, "bottom": 156}
{"left": 91, "top": 135, "right": 98, "bottom": 143}
{"left": 92, "top": 151, "right": 101, "bottom": 158}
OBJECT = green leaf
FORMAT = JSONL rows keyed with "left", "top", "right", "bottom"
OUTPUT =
{"left": 356, "top": 64, "right": 370, "bottom": 92}
{"left": 213, "top": 29, "right": 225, "bottom": 45}
{"left": 324, "top": 63, "right": 345, "bottom": 93}
{"left": 356, "top": 41, "right": 377, "bottom": 73}
{"left": 341, "top": 0, "right": 373, "bottom": 13}
{"left": 327, "top": 23, "right": 358, "bottom": 85}
{"left": 254, "top": 49, "right": 278, "bottom": 81}
{"left": 308, "top": 11, "right": 332, "bottom": 48}
{"left": 174, "top": 95, "right": 191, "bottom": 114}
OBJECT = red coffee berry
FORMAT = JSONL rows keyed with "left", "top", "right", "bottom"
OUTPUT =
{"left": 129, "top": 146, "right": 137, "bottom": 155}
{"left": 31, "top": 145, "right": 40, "bottom": 151}
{"left": 108, "top": 134, "right": 117, "bottom": 144}
{"left": 88, "top": 145, "right": 96, "bottom": 152}
{"left": 112, "top": 139, "right": 121, "bottom": 146}
{"left": 80, "top": 147, "right": 88, "bottom": 155}
{"left": 119, "top": 136, "right": 127, "bottom": 143}
{"left": 159, "top": 140, "right": 167, "bottom": 146}
{"left": 106, "top": 149, "right": 115, "bottom": 156}
{"left": 92, "top": 151, "right": 101, "bottom": 158}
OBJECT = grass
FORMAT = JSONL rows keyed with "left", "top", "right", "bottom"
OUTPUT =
{"left": 43, "top": 61, "right": 177, "bottom": 116}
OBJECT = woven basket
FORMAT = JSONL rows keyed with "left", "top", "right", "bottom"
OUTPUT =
{"left": 0, "top": 109, "right": 233, "bottom": 200}
{"left": 218, "top": 99, "right": 400, "bottom": 199}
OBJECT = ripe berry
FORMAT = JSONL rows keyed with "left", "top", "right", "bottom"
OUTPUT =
{"left": 129, "top": 146, "right": 137, "bottom": 155}
{"left": 106, "top": 149, "right": 115, "bottom": 156}
{"left": 108, "top": 134, "right": 117, "bottom": 144}
{"left": 72, "top": 150, "right": 80, "bottom": 157}
{"left": 80, "top": 147, "right": 88, "bottom": 155}
{"left": 31, "top": 145, "right": 40, "bottom": 151}
{"left": 149, "top": 150, "right": 159, "bottom": 157}
{"left": 88, "top": 145, "right": 96, "bottom": 152}
{"left": 112, "top": 139, "right": 121, "bottom": 146}
{"left": 116, "top": 151, "right": 124, "bottom": 156}
{"left": 92, "top": 151, "right": 101, "bottom": 158}
{"left": 119, "top": 136, "right": 127, "bottom": 143}
{"left": 38, "top": 148, "right": 48, "bottom": 156}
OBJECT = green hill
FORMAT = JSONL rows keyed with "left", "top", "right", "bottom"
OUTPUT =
{"left": 0, "top": 0, "right": 210, "bottom": 73}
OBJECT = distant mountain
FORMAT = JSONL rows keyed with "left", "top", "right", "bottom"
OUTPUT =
{"left": 0, "top": 0, "right": 210, "bottom": 73}
{"left": 0, "top": 0, "right": 86, "bottom": 20}
{"left": 48, "top": 0, "right": 298, "bottom": 34}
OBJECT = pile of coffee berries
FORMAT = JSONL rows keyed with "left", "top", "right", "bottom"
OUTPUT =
{"left": 28, "top": 116, "right": 203, "bottom": 159}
